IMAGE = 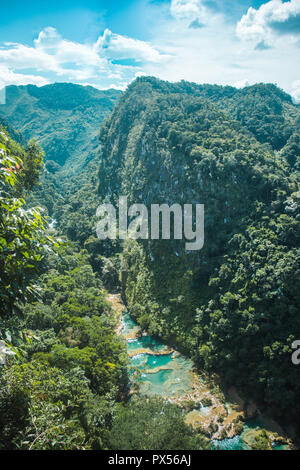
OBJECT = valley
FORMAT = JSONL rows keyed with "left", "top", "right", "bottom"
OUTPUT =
{"left": 0, "top": 77, "right": 299, "bottom": 450}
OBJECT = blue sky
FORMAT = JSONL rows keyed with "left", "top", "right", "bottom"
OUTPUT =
{"left": 0, "top": 0, "right": 299, "bottom": 101}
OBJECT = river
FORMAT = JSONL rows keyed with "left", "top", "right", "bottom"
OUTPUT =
{"left": 120, "top": 309, "right": 290, "bottom": 451}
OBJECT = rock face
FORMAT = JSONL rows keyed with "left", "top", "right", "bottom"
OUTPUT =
{"left": 184, "top": 397, "right": 245, "bottom": 441}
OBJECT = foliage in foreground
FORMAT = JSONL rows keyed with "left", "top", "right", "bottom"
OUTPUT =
{"left": 0, "top": 244, "right": 129, "bottom": 450}
{"left": 0, "top": 127, "right": 57, "bottom": 339}
{"left": 108, "top": 397, "right": 210, "bottom": 450}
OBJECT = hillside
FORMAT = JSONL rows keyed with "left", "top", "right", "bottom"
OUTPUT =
{"left": 0, "top": 116, "right": 25, "bottom": 146}
{"left": 0, "top": 83, "right": 122, "bottom": 175}
{"left": 0, "top": 82, "right": 123, "bottom": 235}
{"left": 1, "top": 76, "right": 299, "bottom": 442}
{"left": 0, "top": 115, "right": 210, "bottom": 452}
{"left": 97, "top": 77, "right": 300, "bottom": 431}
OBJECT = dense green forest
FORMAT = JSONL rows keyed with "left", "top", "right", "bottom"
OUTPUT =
{"left": 0, "top": 83, "right": 123, "bottom": 250}
{"left": 0, "top": 84, "right": 209, "bottom": 450}
{"left": 97, "top": 77, "right": 300, "bottom": 432}
{"left": 1, "top": 83, "right": 121, "bottom": 172}
{"left": 0, "top": 77, "right": 299, "bottom": 449}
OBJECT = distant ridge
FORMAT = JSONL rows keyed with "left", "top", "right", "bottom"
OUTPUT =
{"left": 0, "top": 82, "right": 122, "bottom": 173}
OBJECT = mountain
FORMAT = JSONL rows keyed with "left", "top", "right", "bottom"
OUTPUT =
{"left": 0, "top": 82, "right": 122, "bottom": 234}
{"left": 168, "top": 81, "right": 297, "bottom": 150}
{"left": 97, "top": 76, "right": 300, "bottom": 430}
{"left": 0, "top": 116, "right": 25, "bottom": 145}
{"left": 0, "top": 83, "right": 122, "bottom": 175}
{"left": 1, "top": 76, "right": 299, "bottom": 434}
{"left": 0, "top": 89, "right": 210, "bottom": 451}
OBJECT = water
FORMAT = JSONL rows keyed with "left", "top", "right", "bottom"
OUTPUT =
{"left": 130, "top": 353, "right": 173, "bottom": 369}
{"left": 212, "top": 435, "right": 250, "bottom": 451}
{"left": 273, "top": 444, "right": 290, "bottom": 451}
{"left": 122, "top": 311, "right": 290, "bottom": 451}
{"left": 122, "top": 312, "right": 140, "bottom": 336}
{"left": 128, "top": 336, "right": 167, "bottom": 353}
{"left": 126, "top": 339, "right": 195, "bottom": 398}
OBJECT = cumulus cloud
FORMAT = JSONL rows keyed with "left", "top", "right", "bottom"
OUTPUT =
{"left": 0, "top": 26, "right": 169, "bottom": 90}
{"left": 0, "top": 65, "right": 49, "bottom": 88}
{"left": 34, "top": 27, "right": 62, "bottom": 50}
{"left": 0, "top": 42, "right": 59, "bottom": 73}
{"left": 0, "top": 28, "right": 104, "bottom": 82}
{"left": 35, "top": 27, "right": 106, "bottom": 70}
{"left": 237, "top": 0, "right": 300, "bottom": 46}
{"left": 170, "top": 0, "right": 208, "bottom": 23}
{"left": 95, "top": 29, "right": 169, "bottom": 63}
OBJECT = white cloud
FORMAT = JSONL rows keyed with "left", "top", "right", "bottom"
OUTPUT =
{"left": 35, "top": 27, "right": 105, "bottom": 69}
{"left": 0, "top": 43, "right": 59, "bottom": 73}
{"left": 170, "top": 0, "right": 208, "bottom": 21}
{"left": 141, "top": 0, "right": 300, "bottom": 102}
{"left": 0, "top": 65, "right": 49, "bottom": 88}
{"left": 233, "top": 79, "right": 250, "bottom": 88}
{"left": 237, "top": 0, "right": 300, "bottom": 45}
{"left": 0, "top": 4, "right": 299, "bottom": 103}
{"left": 290, "top": 79, "right": 300, "bottom": 103}
{"left": 95, "top": 29, "right": 169, "bottom": 63}
{"left": 34, "top": 27, "right": 61, "bottom": 50}
{"left": 0, "top": 26, "right": 168, "bottom": 90}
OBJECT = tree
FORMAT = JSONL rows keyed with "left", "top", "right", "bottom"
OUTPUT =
{"left": 108, "top": 397, "right": 210, "bottom": 450}
{"left": 0, "top": 127, "right": 58, "bottom": 340}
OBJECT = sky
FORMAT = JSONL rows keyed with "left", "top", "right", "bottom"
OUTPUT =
{"left": 0, "top": 0, "right": 300, "bottom": 102}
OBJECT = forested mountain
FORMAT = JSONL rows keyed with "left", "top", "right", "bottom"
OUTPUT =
{"left": 0, "top": 123, "right": 209, "bottom": 450}
{"left": 0, "top": 126, "right": 123, "bottom": 448}
{"left": 1, "top": 76, "right": 299, "bottom": 449}
{"left": 0, "top": 83, "right": 123, "bottom": 244}
{"left": 0, "top": 83, "right": 121, "bottom": 174}
{"left": 0, "top": 116, "right": 25, "bottom": 146}
{"left": 97, "top": 77, "right": 300, "bottom": 431}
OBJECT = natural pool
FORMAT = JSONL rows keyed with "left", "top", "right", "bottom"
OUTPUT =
{"left": 122, "top": 311, "right": 289, "bottom": 451}
{"left": 125, "top": 317, "right": 195, "bottom": 397}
